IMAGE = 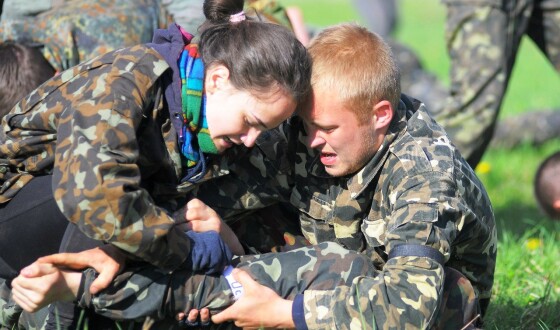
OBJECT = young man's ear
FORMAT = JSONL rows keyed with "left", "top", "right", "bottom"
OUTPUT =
{"left": 372, "top": 100, "right": 393, "bottom": 129}
{"left": 204, "top": 64, "right": 230, "bottom": 94}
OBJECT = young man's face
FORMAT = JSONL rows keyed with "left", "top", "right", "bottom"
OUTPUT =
{"left": 302, "top": 89, "right": 380, "bottom": 177}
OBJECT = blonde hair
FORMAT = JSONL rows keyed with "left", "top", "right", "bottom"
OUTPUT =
{"left": 308, "top": 23, "right": 400, "bottom": 123}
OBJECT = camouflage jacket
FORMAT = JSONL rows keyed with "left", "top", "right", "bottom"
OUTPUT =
{"left": 0, "top": 44, "right": 235, "bottom": 271}
{"left": 194, "top": 95, "right": 497, "bottom": 328}
{"left": 245, "top": 0, "right": 292, "bottom": 28}
{"left": 0, "top": 0, "right": 170, "bottom": 73}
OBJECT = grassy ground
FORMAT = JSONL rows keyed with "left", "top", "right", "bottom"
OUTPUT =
{"left": 283, "top": 0, "right": 560, "bottom": 328}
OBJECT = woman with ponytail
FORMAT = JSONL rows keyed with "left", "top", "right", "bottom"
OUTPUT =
{"left": 0, "top": 0, "right": 310, "bottom": 328}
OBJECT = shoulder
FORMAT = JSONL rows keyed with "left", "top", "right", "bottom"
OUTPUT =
{"left": 77, "top": 45, "right": 169, "bottom": 97}
{"left": 390, "top": 97, "right": 459, "bottom": 178}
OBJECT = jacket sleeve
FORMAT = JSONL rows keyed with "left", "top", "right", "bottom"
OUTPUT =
{"left": 302, "top": 172, "right": 462, "bottom": 329}
{"left": 52, "top": 54, "right": 191, "bottom": 271}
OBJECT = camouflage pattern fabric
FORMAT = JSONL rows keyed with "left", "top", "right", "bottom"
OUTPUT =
{"left": 73, "top": 95, "right": 495, "bottom": 329}
{"left": 245, "top": 0, "right": 292, "bottom": 28}
{"left": 228, "top": 203, "right": 310, "bottom": 254}
{"left": 436, "top": 0, "right": 560, "bottom": 168}
{"left": 72, "top": 245, "right": 479, "bottom": 329}
{"left": 0, "top": 0, "right": 171, "bottom": 72}
{"left": 0, "top": 43, "right": 240, "bottom": 272}
{"left": 77, "top": 242, "right": 376, "bottom": 322}
{"left": 0, "top": 0, "right": 57, "bottom": 20}
{"left": 158, "top": 0, "right": 291, "bottom": 39}
{"left": 161, "top": 0, "right": 205, "bottom": 35}
{"left": 0, "top": 279, "right": 22, "bottom": 330}
{"left": 434, "top": 267, "right": 480, "bottom": 330}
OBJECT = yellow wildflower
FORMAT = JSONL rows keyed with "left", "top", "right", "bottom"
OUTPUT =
{"left": 475, "top": 161, "right": 492, "bottom": 174}
{"left": 525, "top": 238, "right": 543, "bottom": 251}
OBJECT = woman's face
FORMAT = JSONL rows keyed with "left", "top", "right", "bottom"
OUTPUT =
{"left": 205, "top": 66, "right": 296, "bottom": 153}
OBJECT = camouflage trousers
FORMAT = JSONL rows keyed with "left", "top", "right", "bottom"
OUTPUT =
{"left": 69, "top": 243, "right": 480, "bottom": 330}
{"left": 436, "top": 0, "right": 560, "bottom": 168}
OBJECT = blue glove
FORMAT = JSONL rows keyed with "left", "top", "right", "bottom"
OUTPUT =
{"left": 184, "top": 231, "right": 233, "bottom": 274}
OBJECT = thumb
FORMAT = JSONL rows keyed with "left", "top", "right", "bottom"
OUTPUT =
{"left": 211, "top": 303, "right": 237, "bottom": 324}
{"left": 231, "top": 269, "right": 255, "bottom": 288}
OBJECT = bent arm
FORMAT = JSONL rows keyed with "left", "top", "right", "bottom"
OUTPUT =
{"left": 302, "top": 172, "right": 464, "bottom": 328}
{"left": 52, "top": 53, "right": 191, "bottom": 271}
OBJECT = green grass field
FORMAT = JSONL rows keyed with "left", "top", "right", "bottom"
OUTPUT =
{"left": 283, "top": 0, "right": 560, "bottom": 328}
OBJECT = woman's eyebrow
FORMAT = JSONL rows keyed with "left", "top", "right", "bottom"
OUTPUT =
{"left": 253, "top": 115, "right": 269, "bottom": 130}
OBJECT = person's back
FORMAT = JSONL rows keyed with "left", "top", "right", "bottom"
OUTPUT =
{"left": 0, "top": 0, "right": 170, "bottom": 73}
{"left": 0, "top": 41, "right": 54, "bottom": 118}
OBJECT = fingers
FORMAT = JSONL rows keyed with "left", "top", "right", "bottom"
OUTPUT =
{"left": 187, "top": 309, "right": 199, "bottom": 323}
{"left": 37, "top": 252, "right": 88, "bottom": 270}
{"left": 19, "top": 262, "right": 57, "bottom": 278}
{"left": 12, "top": 263, "right": 73, "bottom": 312}
{"left": 211, "top": 304, "right": 236, "bottom": 324}
{"left": 12, "top": 287, "right": 41, "bottom": 312}
{"left": 199, "top": 308, "right": 210, "bottom": 324}
{"left": 186, "top": 198, "right": 207, "bottom": 221}
{"left": 186, "top": 198, "right": 218, "bottom": 222}
{"left": 89, "top": 265, "right": 118, "bottom": 294}
{"left": 186, "top": 198, "right": 206, "bottom": 209}
{"left": 231, "top": 269, "right": 256, "bottom": 289}
{"left": 175, "top": 222, "right": 192, "bottom": 232}
{"left": 212, "top": 270, "right": 253, "bottom": 324}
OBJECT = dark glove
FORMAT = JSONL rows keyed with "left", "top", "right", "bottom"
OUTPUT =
{"left": 184, "top": 231, "right": 232, "bottom": 274}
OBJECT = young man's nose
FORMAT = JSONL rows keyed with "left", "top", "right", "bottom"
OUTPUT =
{"left": 307, "top": 130, "right": 326, "bottom": 149}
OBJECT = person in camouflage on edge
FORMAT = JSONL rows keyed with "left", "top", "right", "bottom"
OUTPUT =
{"left": 12, "top": 23, "right": 496, "bottom": 330}
{"left": 435, "top": 0, "right": 560, "bottom": 168}
{"left": 0, "top": 0, "right": 171, "bottom": 74}
{"left": 0, "top": 0, "right": 312, "bottom": 327}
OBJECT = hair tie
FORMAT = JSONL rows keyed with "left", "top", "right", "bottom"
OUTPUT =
{"left": 229, "top": 11, "right": 246, "bottom": 23}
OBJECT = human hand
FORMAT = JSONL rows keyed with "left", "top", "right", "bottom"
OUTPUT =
{"left": 212, "top": 269, "right": 295, "bottom": 329}
{"left": 23, "top": 245, "right": 126, "bottom": 294}
{"left": 176, "top": 308, "right": 211, "bottom": 327}
{"left": 11, "top": 263, "right": 81, "bottom": 312}
{"left": 181, "top": 198, "right": 244, "bottom": 256}
{"left": 178, "top": 198, "right": 222, "bottom": 233}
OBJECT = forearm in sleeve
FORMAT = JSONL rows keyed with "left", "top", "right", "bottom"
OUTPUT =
{"left": 78, "top": 242, "right": 376, "bottom": 322}
{"left": 302, "top": 256, "right": 444, "bottom": 329}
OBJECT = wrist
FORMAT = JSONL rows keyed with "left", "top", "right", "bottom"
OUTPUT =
{"left": 275, "top": 298, "right": 296, "bottom": 329}
{"left": 61, "top": 270, "right": 83, "bottom": 301}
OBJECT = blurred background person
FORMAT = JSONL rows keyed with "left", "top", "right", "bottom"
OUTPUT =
{"left": 534, "top": 151, "right": 560, "bottom": 220}
{"left": 435, "top": 0, "right": 560, "bottom": 168}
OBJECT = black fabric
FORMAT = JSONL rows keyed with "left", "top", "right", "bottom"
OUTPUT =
{"left": 0, "top": 175, "right": 68, "bottom": 279}
{"left": 388, "top": 244, "right": 446, "bottom": 266}
{"left": 59, "top": 223, "right": 104, "bottom": 253}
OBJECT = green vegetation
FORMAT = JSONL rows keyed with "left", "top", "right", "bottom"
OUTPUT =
{"left": 283, "top": 0, "right": 560, "bottom": 328}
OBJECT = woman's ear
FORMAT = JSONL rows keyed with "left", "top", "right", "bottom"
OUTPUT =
{"left": 372, "top": 100, "right": 393, "bottom": 129}
{"left": 204, "top": 64, "right": 230, "bottom": 94}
